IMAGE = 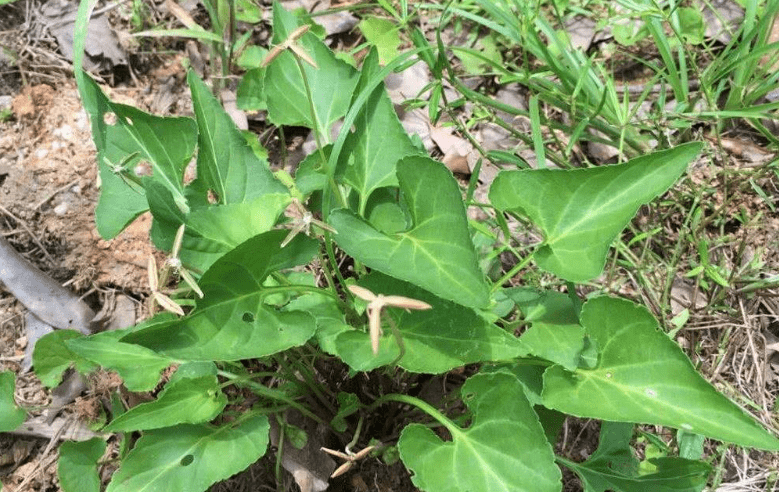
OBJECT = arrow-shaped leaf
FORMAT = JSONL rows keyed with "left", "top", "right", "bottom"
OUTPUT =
{"left": 398, "top": 370, "right": 561, "bottom": 492}
{"left": 105, "top": 415, "right": 269, "bottom": 492}
{"left": 330, "top": 156, "right": 490, "bottom": 309}
{"left": 121, "top": 231, "right": 319, "bottom": 361}
{"left": 543, "top": 296, "right": 779, "bottom": 450}
{"left": 489, "top": 143, "right": 702, "bottom": 282}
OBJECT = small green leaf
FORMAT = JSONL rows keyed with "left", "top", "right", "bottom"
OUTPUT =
{"left": 357, "top": 17, "right": 401, "bottom": 65}
{"left": 490, "top": 143, "right": 703, "bottom": 282}
{"left": 543, "top": 296, "right": 779, "bottom": 450}
{"left": 330, "top": 156, "right": 490, "bottom": 309}
{"left": 263, "top": 3, "right": 359, "bottom": 138}
{"left": 0, "top": 371, "right": 25, "bottom": 432}
{"left": 332, "top": 273, "right": 526, "bottom": 373}
{"left": 121, "top": 231, "right": 318, "bottom": 361}
{"left": 105, "top": 415, "right": 269, "bottom": 492}
{"left": 58, "top": 438, "right": 106, "bottom": 492}
{"left": 188, "top": 71, "right": 287, "bottom": 205}
{"left": 104, "top": 376, "right": 227, "bottom": 432}
{"left": 562, "top": 421, "right": 710, "bottom": 492}
{"left": 33, "top": 329, "right": 96, "bottom": 388}
{"left": 398, "top": 370, "right": 561, "bottom": 492}
{"left": 506, "top": 288, "right": 584, "bottom": 371}
{"left": 331, "top": 392, "right": 361, "bottom": 432}
{"left": 237, "top": 68, "right": 266, "bottom": 110}
{"left": 66, "top": 336, "right": 174, "bottom": 392}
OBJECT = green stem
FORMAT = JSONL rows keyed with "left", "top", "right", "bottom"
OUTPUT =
{"left": 367, "top": 394, "right": 460, "bottom": 437}
{"left": 491, "top": 244, "right": 539, "bottom": 293}
{"left": 217, "top": 369, "right": 324, "bottom": 424}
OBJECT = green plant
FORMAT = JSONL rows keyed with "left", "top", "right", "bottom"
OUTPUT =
{"left": 2, "top": 2, "right": 778, "bottom": 492}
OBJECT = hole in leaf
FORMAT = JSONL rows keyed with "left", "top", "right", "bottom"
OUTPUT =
{"left": 180, "top": 454, "right": 194, "bottom": 466}
{"left": 103, "top": 112, "right": 117, "bottom": 125}
{"left": 242, "top": 312, "right": 254, "bottom": 323}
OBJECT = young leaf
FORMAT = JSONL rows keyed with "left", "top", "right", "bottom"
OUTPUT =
{"left": 0, "top": 371, "right": 25, "bottom": 432}
{"left": 58, "top": 438, "right": 106, "bottom": 492}
{"left": 33, "top": 329, "right": 96, "bottom": 388}
{"left": 489, "top": 143, "right": 703, "bottom": 282}
{"left": 543, "top": 296, "right": 779, "bottom": 450}
{"left": 103, "top": 376, "right": 226, "bottom": 432}
{"left": 263, "top": 3, "right": 358, "bottom": 138}
{"left": 188, "top": 72, "right": 287, "bottom": 205}
{"left": 561, "top": 421, "right": 710, "bottom": 492}
{"left": 66, "top": 335, "right": 174, "bottom": 392}
{"left": 398, "top": 370, "right": 561, "bottom": 492}
{"left": 357, "top": 16, "right": 401, "bottom": 65}
{"left": 506, "top": 288, "right": 584, "bottom": 371}
{"left": 121, "top": 231, "right": 318, "bottom": 361}
{"left": 336, "top": 48, "right": 422, "bottom": 210}
{"left": 105, "top": 415, "right": 269, "bottom": 492}
{"left": 330, "top": 156, "right": 490, "bottom": 309}
{"left": 332, "top": 273, "right": 526, "bottom": 373}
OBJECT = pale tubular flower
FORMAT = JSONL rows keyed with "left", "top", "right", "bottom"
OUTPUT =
{"left": 147, "top": 255, "right": 185, "bottom": 316}
{"left": 280, "top": 200, "right": 337, "bottom": 247}
{"left": 347, "top": 285, "right": 432, "bottom": 355}
{"left": 165, "top": 224, "right": 204, "bottom": 299}
{"left": 320, "top": 445, "right": 375, "bottom": 478}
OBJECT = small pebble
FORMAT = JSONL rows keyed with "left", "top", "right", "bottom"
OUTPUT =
{"left": 54, "top": 202, "right": 69, "bottom": 216}
{"left": 35, "top": 148, "right": 48, "bottom": 159}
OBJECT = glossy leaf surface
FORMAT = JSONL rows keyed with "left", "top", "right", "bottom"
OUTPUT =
{"left": 121, "top": 231, "right": 318, "bottom": 361}
{"left": 330, "top": 156, "right": 490, "bottom": 309}
{"left": 336, "top": 49, "right": 420, "bottom": 209}
{"left": 58, "top": 438, "right": 106, "bottom": 492}
{"left": 66, "top": 336, "right": 174, "bottom": 392}
{"left": 33, "top": 329, "right": 96, "bottom": 388}
{"left": 489, "top": 143, "right": 702, "bottom": 281}
{"left": 399, "top": 370, "right": 561, "bottom": 492}
{"left": 543, "top": 296, "right": 779, "bottom": 450}
{"left": 188, "top": 71, "right": 287, "bottom": 205}
{"left": 263, "top": 3, "right": 358, "bottom": 137}
{"left": 104, "top": 376, "right": 227, "bottom": 432}
{"left": 105, "top": 415, "right": 269, "bottom": 492}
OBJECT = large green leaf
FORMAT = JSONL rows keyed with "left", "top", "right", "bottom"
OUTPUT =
{"left": 105, "top": 415, "right": 269, "bottom": 492}
{"left": 543, "top": 296, "right": 779, "bottom": 450}
{"left": 336, "top": 49, "right": 421, "bottom": 210}
{"left": 330, "top": 273, "right": 526, "bottom": 373}
{"left": 0, "top": 371, "right": 25, "bottom": 432}
{"left": 330, "top": 156, "right": 490, "bottom": 309}
{"left": 66, "top": 336, "right": 175, "bottom": 392}
{"left": 561, "top": 421, "right": 709, "bottom": 492}
{"left": 398, "top": 370, "right": 561, "bottom": 492}
{"left": 263, "top": 3, "right": 359, "bottom": 138}
{"left": 80, "top": 75, "right": 197, "bottom": 238}
{"left": 58, "top": 438, "right": 107, "bottom": 492}
{"left": 103, "top": 376, "right": 227, "bottom": 432}
{"left": 489, "top": 143, "right": 702, "bottom": 282}
{"left": 121, "top": 231, "right": 318, "bottom": 361}
{"left": 188, "top": 71, "right": 287, "bottom": 205}
{"left": 146, "top": 180, "right": 290, "bottom": 273}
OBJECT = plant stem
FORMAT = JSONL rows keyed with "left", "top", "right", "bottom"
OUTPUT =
{"left": 491, "top": 243, "right": 539, "bottom": 293}
{"left": 217, "top": 369, "right": 324, "bottom": 424}
{"left": 367, "top": 394, "right": 460, "bottom": 437}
